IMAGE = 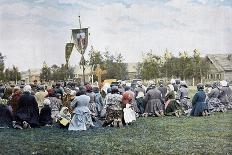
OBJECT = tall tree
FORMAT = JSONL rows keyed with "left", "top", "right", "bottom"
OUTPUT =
{"left": 40, "top": 62, "right": 51, "bottom": 82}
{"left": 139, "top": 52, "right": 161, "bottom": 80}
{"left": 0, "top": 52, "right": 5, "bottom": 82}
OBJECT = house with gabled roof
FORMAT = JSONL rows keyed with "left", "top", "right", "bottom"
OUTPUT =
{"left": 206, "top": 54, "right": 232, "bottom": 83}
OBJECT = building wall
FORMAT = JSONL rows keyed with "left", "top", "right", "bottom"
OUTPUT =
{"left": 225, "top": 72, "right": 232, "bottom": 82}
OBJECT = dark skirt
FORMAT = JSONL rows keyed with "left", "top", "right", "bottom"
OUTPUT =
{"left": 106, "top": 107, "right": 123, "bottom": 122}
{"left": 191, "top": 102, "right": 208, "bottom": 116}
{"left": 0, "top": 104, "right": 13, "bottom": 128}
{"left": 165, "top": 100, "right": 181, "bottom": 116}
{"left": 145, "top": 99, "right": 163, "bottom": 114}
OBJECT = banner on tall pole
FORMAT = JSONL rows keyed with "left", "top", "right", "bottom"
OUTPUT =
{"left": 72, "top": 28, "right": 88, "bottom": 54}
{"left": 65, "top": 43, "right": 74, "bottom": 64}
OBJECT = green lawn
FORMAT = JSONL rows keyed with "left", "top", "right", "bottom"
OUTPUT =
{"left": 0, "top": 111, "right": 231, "bottom": 155}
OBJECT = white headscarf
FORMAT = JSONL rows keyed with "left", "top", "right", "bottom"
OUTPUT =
{"left": 23, "top": 85, "right": 31, "bottom": 93}
{"left": 220, "top": 80, "right": 228, "bottom": 87}
{"left": 167, "top": 84, "right": 174, "bottom": 92}
{"left": 170, "top": 79, "right": 176, "bottom": 84}
{"left": 44, "top": 98, "right": 51, "bottom": 105}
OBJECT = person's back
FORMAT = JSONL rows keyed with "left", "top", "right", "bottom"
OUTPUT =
{"left": 39, "top": 105, "right": 52, "bottom": 126}
{"left": 106, "top": 93, "right": 123, "bottom": 110}
{"left": 16, "top": 92, "right": 39, "bottom": 127}
{"left": 158, "top": 85, "right": 167, "bottom": 99}
{"left": 0, "top": 104, "right": 12, "bottom": 128}
{"left": 178, "top": 87, "right": 189, "bottom": 99}
{"left": 219, "top": 87, "right": 229, "bottom": 103}
{"left": 146, "top": 88, "right": 162, "bottom": 100}
{"left": 208, "top": 87, "right": 220, "bottom": 98}
{"left": 71, "top": 95, "right": 90, "bottom": 109}
{"left": 35, "top": 90, "right": 48, "bottom": 112}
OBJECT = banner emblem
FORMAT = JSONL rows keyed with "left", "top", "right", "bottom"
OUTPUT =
{"left": 72, "top": 28, "right": 88, "bottom": 54}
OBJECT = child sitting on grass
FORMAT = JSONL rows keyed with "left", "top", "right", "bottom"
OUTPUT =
{"left": 39, "top": 99, "right": 52, "bottom": 127}
{"left": 58, "top": 107, "right": 71, "bottom": 128}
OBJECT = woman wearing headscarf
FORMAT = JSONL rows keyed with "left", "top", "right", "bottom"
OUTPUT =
{"left": 190, "top": 83, "right": 209, "bottom": 116}
{"left": 218, "top": 81, "right": 230, "bottom": 110}
{"left": 58, "top": 107, "right": 71, "bottom": 128}
{"left": 35, "top": 85, "right": 48, "bottom": 113}
{"left": 39, "top": 99, "right": 52, "bottom": 126}
{"left": 15, "top": 85, "right": 39, "bottom": 129}
{"left": 102, "top": 86, "right": 123, "bottom": 127}
{"left": 46, "top": 88, "right": 62, "bottom": 122}
{"left": 85, "top": 84, "right": 97, "bottom": 117}
{"left": 68, "top": 86, "right": 94, "bottom": 131}
{"left": 164, "top": 84, "right": 182, "bottom": 117}
{"left": 93, "top": 87, "right": 104, "bottom": 117}
{"left": 144, "top": 84, "right": 164, "bottom": 117}
{"left": 8, "top": 86, "right": 22, "bottom": 117}
{"left": 176, "top": 81, "right": 191, "bottom": 113}
{"left": 207, "top": 82, "right": 224, "bottom": 112}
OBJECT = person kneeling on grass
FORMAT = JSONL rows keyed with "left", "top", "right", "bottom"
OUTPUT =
{"left": 68, "top": 86, "right": 94, "bottom": 131}
{"left": 58, "top": 107, "right": 71, "bottom": 128}
{"left": 39, "top": 99, "right": 53, "bottom": 126}
{"left": 190, "top": 83, "right": 209, "bottom": 116}
{"left": 0, "top": 101, "right": 13, "bottom": 128}
{"left": 14, "top": 85, "right": 39, "bottom": 129}
{"left": 122, "top": 92, "right": 136, "bottom": 125}
{"left": 164, "top": 84, "right": 182, "bottom": 117}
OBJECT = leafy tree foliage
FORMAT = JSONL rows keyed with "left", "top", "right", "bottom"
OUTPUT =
{"left": 40, "top": 63, "right": 51, "bottom": 82}
{"left": 138, "top": 52, "right": 161, "bottom": 80}
{"left": 0, "top": 52, "right": 5, "bottom": 81}
{"left": 4, "top": 66, "right": 21, "bottom": 82}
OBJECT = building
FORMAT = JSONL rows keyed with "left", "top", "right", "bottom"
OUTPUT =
{"left": 21, "top": 69, "right": 41, "bottom": 83}
{"left": 126, "top": 63, "right": 139, "bottom": 80}
{"left": 206, "top": 54, "right": 232, "bottom": 83}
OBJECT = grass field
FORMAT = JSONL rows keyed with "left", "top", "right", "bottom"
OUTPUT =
{"left": 0, "top": 111, "right": 231, "bottom": 155}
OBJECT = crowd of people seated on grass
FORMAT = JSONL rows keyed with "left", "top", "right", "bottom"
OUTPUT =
{"left": 0, "top": 79, "right": 231, "bottom": 130}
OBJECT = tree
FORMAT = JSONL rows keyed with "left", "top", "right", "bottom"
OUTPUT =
{"left": 0, "top": 52, "right": 5, "bottom": 82}
{"left": 139, "top": 52, "right": 161, "bottom": 80}
{"left": 102, "top": 50, "right": 128, "bottom": 80}
{"left": 50, "top": 64, "right": 75, "bottom": 81}
{"left": 40, "top": 62, "right": 51, "bottom": 82}
{"left": 4, "top": 66, "right": 21, "bottom": 82}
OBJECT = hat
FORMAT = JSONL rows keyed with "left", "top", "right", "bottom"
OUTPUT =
{"left": 44, "top": 99, "right": 51, "bottom": 105}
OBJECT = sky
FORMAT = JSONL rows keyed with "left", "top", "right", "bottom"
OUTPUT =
{"left": 0, "top": 0, "right": 231, "bottom": 71}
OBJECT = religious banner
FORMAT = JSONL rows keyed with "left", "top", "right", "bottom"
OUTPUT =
{"left": 72, "top": 28, "right": 88, "bottom": 54}
{"left": 65, "top": 43, "right": 74, "bottom": 64}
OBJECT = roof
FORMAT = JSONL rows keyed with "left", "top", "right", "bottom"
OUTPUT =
{"left": 207, "top": 54, "right": 232, "bottom": 72}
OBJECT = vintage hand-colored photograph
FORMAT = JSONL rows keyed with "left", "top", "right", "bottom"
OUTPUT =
{"left": 0, "top": 0, "right": 231, "bottom": 154}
